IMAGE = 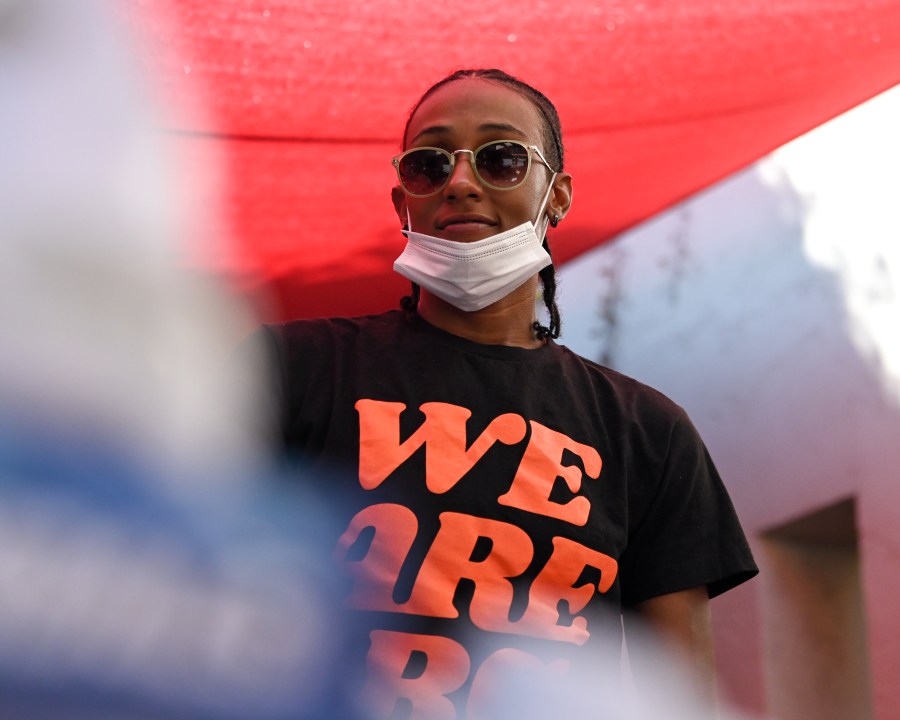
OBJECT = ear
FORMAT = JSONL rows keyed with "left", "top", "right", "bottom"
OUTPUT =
{"left": 548, "top": 172, "right": 573, "bottom": 222}
{"left": 391, "top": 185, "right": 408, "bottom": 228}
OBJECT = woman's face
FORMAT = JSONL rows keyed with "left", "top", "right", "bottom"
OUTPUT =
{"left": 393, "top": 78, "right": 566, "bottom": 243}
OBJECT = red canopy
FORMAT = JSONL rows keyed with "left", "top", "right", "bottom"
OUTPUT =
{"left": 129, "top": 0, "right": 900, "bottom": 320}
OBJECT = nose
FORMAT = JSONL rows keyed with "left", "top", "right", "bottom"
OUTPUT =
{"left": 443, "top": 149, "right": 483, "bottom": 198}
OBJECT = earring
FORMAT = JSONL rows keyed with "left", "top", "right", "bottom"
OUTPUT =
{"left": 550, "top": 214, "right": 560, "bottom": 228}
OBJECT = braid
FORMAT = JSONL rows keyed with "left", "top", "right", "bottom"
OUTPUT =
{"left": 533, "top": 240, "right": 562, "bottom": 340}
{"left": 400, "top": 282, "right": 420, "bottom": 315}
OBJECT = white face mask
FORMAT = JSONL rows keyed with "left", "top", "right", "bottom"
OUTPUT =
{"left": 393, "top": 180, "right": 556, "bottom": 312}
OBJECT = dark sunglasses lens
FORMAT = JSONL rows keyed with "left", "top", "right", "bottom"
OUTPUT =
{"left": 398, "top": 149, "right": 451, "bottom": 195}
{"left": 475, "top": 142, "right": 530, "bottom": 188}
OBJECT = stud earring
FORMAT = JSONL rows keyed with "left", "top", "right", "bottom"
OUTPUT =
{"left": 550, "top": 214, "right": 560, "bottom": 228}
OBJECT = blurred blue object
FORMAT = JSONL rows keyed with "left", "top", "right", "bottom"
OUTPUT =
{"left": 0, "top": 418, "right": 367, "bottom": 720}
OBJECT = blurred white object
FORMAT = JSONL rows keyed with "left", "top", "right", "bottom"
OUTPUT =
{"left": 0, "top": 0, "right": 261, "bottom": 475}
{"left": 464, "top": 617, "right": 760, "bottom": 720}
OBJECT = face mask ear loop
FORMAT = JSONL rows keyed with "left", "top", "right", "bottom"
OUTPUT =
{"left": 533, "top": 172, "right": 558, "bottom": 242}
{"left": 403, "top": 208, "right": 413, "bottom": 236}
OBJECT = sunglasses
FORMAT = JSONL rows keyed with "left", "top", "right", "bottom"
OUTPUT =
{"left": 392, "top": 140, "right": 554, "bottom": 197}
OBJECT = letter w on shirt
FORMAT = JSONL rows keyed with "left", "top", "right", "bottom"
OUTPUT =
{"left": 355, "top": 400, "right": 527, "bottom": 493}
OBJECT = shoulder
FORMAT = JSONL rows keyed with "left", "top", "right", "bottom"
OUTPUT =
{"left": 262, "top": 310, "right": 408, "bottom": 357}
{"left": 266, "top": 310, "right": 405, "bottom": 343}
{"left": 553, "top": 342, "right": 689, "bottom": 427}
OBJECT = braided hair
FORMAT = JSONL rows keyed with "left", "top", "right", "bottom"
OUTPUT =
{"left": 399, "top": 68, "right": 565, "bottom": 340}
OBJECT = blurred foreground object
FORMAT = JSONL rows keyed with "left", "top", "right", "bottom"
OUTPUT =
{"left": 0, "top": 0, "right": 256, "bottom": 470}
{"left": 0, "top": 1, "right": 363, "bottom": 717}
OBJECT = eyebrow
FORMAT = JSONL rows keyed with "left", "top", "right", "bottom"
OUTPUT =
{"left": 410, "top": 122, "right": 529, "bottom": 145}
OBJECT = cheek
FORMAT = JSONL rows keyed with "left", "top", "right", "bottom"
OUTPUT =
{"left": 406, "top": 198, "right": 438, "bottom": 230}
{"left": 504, "top": 188, "right": 544, "bottom": 225}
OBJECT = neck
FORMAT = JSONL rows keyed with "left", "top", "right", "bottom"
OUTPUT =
{"left": 417, "top": 276, "right": 545, "bottom": 349}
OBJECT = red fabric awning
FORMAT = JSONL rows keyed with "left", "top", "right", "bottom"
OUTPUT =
{"left": 128, "top": 0, "right": 900, "bottom": 320}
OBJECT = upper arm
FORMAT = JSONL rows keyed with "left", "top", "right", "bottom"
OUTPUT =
{"left": 634, "top": 585, "right": 713, "bottom": 653}
{"left": 627, "top": 586, "right": 718, "bottom": 710}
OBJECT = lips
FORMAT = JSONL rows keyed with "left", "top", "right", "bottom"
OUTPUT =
{"left": 437, "top": 214, "right": 497, "bottom": 230}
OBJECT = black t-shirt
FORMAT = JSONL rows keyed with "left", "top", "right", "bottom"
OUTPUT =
{"left": 259, "top": 310, "right": 757, "bottom": 719}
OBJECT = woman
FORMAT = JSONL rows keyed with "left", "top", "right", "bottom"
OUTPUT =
{"left": 259, "top": 69, "right": 757, "bottom": 719}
